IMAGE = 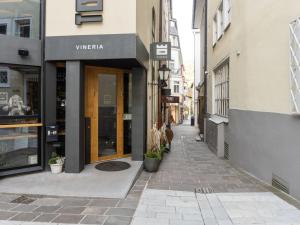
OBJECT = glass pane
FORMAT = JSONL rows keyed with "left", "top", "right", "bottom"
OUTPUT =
{"left": 0, "top": 0, "right": 40, "bottom": 39}
{"left": 98, "top": 74, "right": 117, "bottom": 157}
{"left": 0, "top": 126, "right": 39, "bottom": 170}
{"left": 0, "top": 65, "right": 40, "bottom": 123}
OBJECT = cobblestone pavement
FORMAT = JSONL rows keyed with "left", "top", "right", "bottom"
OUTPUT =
{"left": 131, "top": 124, "right": 300, "bottom": 225}
{"left": 0, "top": 172, "right": 151, "bottom": 225}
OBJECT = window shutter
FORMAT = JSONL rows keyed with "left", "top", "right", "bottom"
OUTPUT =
{"left": 223, "top": 0, "right": 231, "bottom": 29}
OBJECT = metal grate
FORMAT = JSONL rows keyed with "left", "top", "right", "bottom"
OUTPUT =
{"left": 224, "top": 142, "right": 229, "bottom": 160}
{"left": 10, "top": 196, "right": 36, "bottom": 204}
{"left": 195, "top": 187, "right": 214, "bottom": 194}
{"left": 272, "top": 174, "right": 289, "bottom": 194}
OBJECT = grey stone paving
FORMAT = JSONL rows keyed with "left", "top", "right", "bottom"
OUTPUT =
{"left": 0, "top": 171, "right": 151, "bottom": 225}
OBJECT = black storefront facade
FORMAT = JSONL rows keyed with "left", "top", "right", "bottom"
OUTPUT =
{"left": 0, "top": 0, "right": 148, "bottom": 176}
{"left": 44, "top": 34, "right": 148, "bottom": 173}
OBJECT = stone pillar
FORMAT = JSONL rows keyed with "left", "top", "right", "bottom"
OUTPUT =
{"left": 131, "top": 67, "right": 147, "bottom": 161}
{"left": 65, "top": 61, "right": 85, "bottom": 173}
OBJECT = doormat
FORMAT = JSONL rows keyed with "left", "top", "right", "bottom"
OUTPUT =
{"left": 95, "top": 161, "right": 131, "bottom": 171}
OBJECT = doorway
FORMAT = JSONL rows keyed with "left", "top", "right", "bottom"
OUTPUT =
{"left": 85, "top": 66, "right": 132, "bottom": 163}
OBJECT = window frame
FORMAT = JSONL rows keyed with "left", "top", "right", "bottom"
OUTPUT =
{"left": 13, "top": 17, "right": 32, "bottom": 38}
{"left": 214, "top": 62, "right": 229, "bottom": 118}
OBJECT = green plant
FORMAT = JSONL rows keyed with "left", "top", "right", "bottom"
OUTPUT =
{"left": 145, "top": 151, "right": 162, "bottom": 160}
{"left": 48, "top": 152, "right": 64, "bottom": 165}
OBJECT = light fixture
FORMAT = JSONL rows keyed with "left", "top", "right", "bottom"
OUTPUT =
{"left": 158, "top": 64, "right": 171, "bottom": 88}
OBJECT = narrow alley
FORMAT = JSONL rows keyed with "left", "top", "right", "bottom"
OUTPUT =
{"left": 0, "top": 125, "right": 299, "bottom": 225}
{"left": 131, "top": 124, "right": 300, "bottom": 225}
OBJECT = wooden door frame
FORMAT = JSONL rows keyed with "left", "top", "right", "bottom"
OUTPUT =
{"left": 85, "top": 66, "right": 126, "bottom": 163}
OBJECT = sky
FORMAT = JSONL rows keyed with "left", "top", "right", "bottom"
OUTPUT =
{"left": 172, "top": 0, "right": 195, "bottom": 66}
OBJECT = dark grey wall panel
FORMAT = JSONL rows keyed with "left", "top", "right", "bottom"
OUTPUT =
{"left": 227, "top": 109, "right": 300, "bottom": 200}
{"left": 0, "top": 36, "right": 41, "bottom": 66}
{"left": 44, "top": 63, "right": 57, "bottom": 170}
{"left": 45, "top": 34, "right": 149, "bottom": 69}
{"left": 65, "top": 61, "right": 85, "bottom": 173}
{"left": 132, "top": 67, "right": 147, "bottom": 161}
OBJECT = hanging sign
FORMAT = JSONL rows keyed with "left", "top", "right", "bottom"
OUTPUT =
{"left": 162, "top": 96, "right": 180, "bottom": 103}
{"left": 75, "top": 0, "right": 103, "bottom": 25}
{"left": 150, "top": 42, "right": 171, "bottom": 61}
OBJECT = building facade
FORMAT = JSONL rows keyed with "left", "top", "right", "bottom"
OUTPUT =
{"left": 0, "top": 0, "right": 172, "bottom": 176}
{"left": 169, "top": 19, "right": 185, "bottom": 124}
{"left": 193, "top": 0, "right": 300, "bottom": 200}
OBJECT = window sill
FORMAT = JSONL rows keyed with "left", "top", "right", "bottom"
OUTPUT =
{"left": 209, "top": 115, "right": 229, "bottom": 124}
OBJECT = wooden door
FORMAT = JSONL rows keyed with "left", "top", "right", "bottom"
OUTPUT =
{"left": 85, "top": 66, "right": 124, "bottom": 163}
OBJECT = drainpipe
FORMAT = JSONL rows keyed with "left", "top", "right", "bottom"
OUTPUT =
{"left": 204, "top": 0, "right": 208, "bottom": 117}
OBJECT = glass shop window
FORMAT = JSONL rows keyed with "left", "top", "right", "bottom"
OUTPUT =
{"left": 0, "top": 0, "right": 40, "bottom": 39}
{"left": 0, "top": 65, "right": 41, "bottom": 171}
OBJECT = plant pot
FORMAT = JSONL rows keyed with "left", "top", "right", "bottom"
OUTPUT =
{"left": 144, "top": 157, "right": 161, "bottom": 172}
{"left": 50, "top": 163, "right": 63, "bottom": 174}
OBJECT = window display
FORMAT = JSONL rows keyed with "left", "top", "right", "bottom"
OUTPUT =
{"left": 0, "top": 65, "right": 41, "bottom": 171}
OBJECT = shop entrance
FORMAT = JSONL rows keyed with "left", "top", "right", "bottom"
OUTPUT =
{"left": 85, "top": 66, "right": 132, "bottom": 163}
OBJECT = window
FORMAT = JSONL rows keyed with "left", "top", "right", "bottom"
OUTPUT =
{"left": 217, "top": 3, "right": 224, "bottom": 39}
{"left": 290, "top": 18, "right": 300, "bottom": 113}
{"left": 174, "top": 81, "right": 180, "bottom": 93}
{"left": 15, "top": 18, "right": 31, "bottom": 38}
{"left": 0, "top": 65, "right": 40, "bottom": 118}
{"left": 0, "top": 24, "right": 7, "bottom": 35}
{"left": 213, "top": 15, "right": 217, "bottom": 45}
{"left": 0, "top": 65, "right": 41, "bottom": 171}
{"left": 214, "top": 62, "right": 229, "bottom": 117}
{"left": 212, "top": 0, "right": 231, "bottom": 46}
{"left": 0, "top": 69, "right": 9, "bottom": 87}
{"left": 223, "top": 0, "right": 231, "bottom": 29}
{"left": 0, "top": 0, "right": 40, "bottom": 39}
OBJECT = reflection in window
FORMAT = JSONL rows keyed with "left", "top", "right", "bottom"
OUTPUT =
{"left": 15, "top": 18, "right": 31, "bottom": 38}
{"left": 0, "top": 126, "right": 39, "bottom": 170}
{"left": 0, "top": 0, "right": 40, "bottom": 39}
{"left": 0, "top": 65, "right": 40, "bottom": 118}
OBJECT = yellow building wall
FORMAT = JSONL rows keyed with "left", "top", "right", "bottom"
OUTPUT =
{"left": 207, "top": 0, "right": 300, "bottom": 115}
{"left": 46, "top": 0, "right": 136, "bottom": 37}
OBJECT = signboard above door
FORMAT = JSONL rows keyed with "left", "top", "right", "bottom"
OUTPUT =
{"left": 150, "top": 42, "right": 171, "bottom": 61}
{"left": 75, "top": 0, "right": 103, "bottom": 25}
{"left": 162, "top": 96, "right": 180, "bottom": 104}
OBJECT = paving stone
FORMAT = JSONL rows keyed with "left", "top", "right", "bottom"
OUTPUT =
{"left": 105, "top": 208, "right": 135, "bottom": 217}
{"left": 89, "top": 199, "right": 119, "bottom": 207}
{"left": 57, "top": 206, "right": 86, "bottom": 214}
{"left": 52, "top": 214, "right": 84, "bottom": 224}
{"left": 103, "top": 216, "right": 132, "bottom": 225}
{"left": 0, "top": 203, "right": 19, "bottom": 210}
{"left": 117, "top": 199, "right": 139, "bottom": 209}
{"left": 80, "top": 215, "right": 107, "bottom": 224}
{"left": 33, "top": 198, "right": 62, "bottom": 206}
{"left": 33, "top": 206, "right": 61, "bottom": 213}
{"left": 10, "top": 204, "right": 38, "bottom": 213}
{"left": 0, "top": 211, "right": 18, "bottom": 220}
{"left": 81, "top": 207, "right": 108, "bottom": 215}
{"left": 59, "top": 199, "right": 90, "bottom": 207}
{"left": 32, "top": 213, "right": 59, "bottom": 222}
{"left": 10, "top": 212, "right": 39, "bottom": 221}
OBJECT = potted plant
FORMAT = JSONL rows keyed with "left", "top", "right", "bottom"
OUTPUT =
{"left": 144, "top": 148, "right": 162, "bottom": 172}
{"left": 48, "top": 153, "right": 64, "bottom": 174}
{"left": 144, "top": 125, "right": 163, "bottom": 172}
